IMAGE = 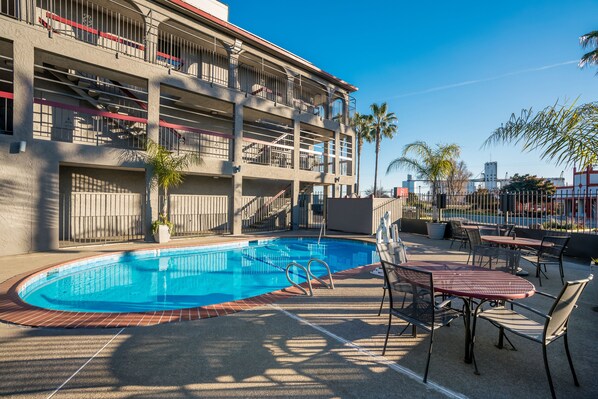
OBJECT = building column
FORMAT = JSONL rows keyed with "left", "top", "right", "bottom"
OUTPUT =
{"left": 226, "top": 40, "right": 243, "bottom": 90}
{"left": 285, "top": 68, "right": 298, "bottom": 107}
{"left": 12, "top": 39, "right": 34, "bottom": 141}
{"left": 291, "top": 179, "right": 300, "bottom": 230}
{"left": 231, "top": 103, "right": 244, "bottom": 235}
{"left": 144, "top": 78, "right": 160, "bottom": 240}
{"left": 144, "top": 15, "right": 159, "bottom": 64}
{"left": 334, "top": 129, "right": 340, "bottom": 176}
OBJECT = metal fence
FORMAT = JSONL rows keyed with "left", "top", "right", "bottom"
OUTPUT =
{"left": 404, "top": 190, "right": 598, "bottom": 234}
{"left": 298, "top": 193, "right": 326, "bottom": 229}
{"left": 166, "top": 194, "right": 229, "bottom": 237}
{"left": 60, "top": 192, "right": 145, "bottom": 247}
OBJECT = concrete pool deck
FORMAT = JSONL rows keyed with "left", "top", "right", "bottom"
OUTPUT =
{"left": 0, "top": 231, "right": 597, "bottom": 398}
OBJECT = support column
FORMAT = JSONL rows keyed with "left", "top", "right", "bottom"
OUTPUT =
{"left": 226, "top": 40, "right": 243, "bottom": 90}
{"left": 144, "top": 14, "right": 159, "bottom": 64}
{"left": 285, "top": 68, "right": 298, "bottom": 107}
{"left": 293, "top": 118, "right": 300, "bottom": 171}
{"left": 12, "top": 39, "right": 34, "bottom": 141}
{"left": 231, "top": 103, "right": 244, "bottom": 235}
{"left": 334, "top": 129, "right": 340, "bottom": 176}
{"left": 291, "top": 179, "right": 300, "bottom": 230}
{"left": 144, "top": 78, "right": 160, "bottom": 240}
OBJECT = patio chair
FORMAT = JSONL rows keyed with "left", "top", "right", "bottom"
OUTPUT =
{"left": 471, "top": 246, "right": 521, "bottom": 274}
{"left": 376, "top": 241, "right": 408, "bottom": 316}
{"left": 472, "top": 275, "right": 593, "bottom": 399}
{"left": 522, "top": 236, "right": 570, "bottom": 286}
{"left": 449, "top": 220, "right": 469, "bottom": 250}
{"left": 380, "top": 260, "right": 462, "bottom": 383}
{"left": 501, "top": 224, "right": 516, "bottom": 237}
{"left": 465, "top": 227, "right": 491, "bottom": 264}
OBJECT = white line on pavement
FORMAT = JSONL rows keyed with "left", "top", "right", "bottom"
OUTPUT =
{"left": 271, "top": 304, "right": 468, "bottom": 399}
{"left": 46, "top": 327, "right": 126, "bottom": 399}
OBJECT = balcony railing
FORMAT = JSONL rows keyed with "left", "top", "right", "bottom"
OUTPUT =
{"left": 35, "top": 0, "right": 145, "bottom": 60}
{"left": 299, "top": 150, "right": 335, "bottom": 173}
{"left": 159, "top": 123, "right": 232, "bottom": 160}
{"left": 0, "top": 0, "right": 16, "bottom": 19}
{"left": 33, "top": 63, "right": 147, "bottom": 149}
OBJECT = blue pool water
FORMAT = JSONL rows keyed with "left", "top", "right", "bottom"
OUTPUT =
{"left": 19, "top": 238, "right": 378, "bottom": 313}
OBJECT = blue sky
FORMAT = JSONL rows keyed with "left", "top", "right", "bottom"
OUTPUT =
{"left": 226, "top": 0, "right": 598, "bottom": 193}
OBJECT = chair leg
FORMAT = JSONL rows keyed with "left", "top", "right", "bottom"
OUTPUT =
{"left": 564, "top": 333, "right": 580, "bottom": 387}
{"left": 543, "top": 344, "right": 557, "bottom": 399}
{"left": 537, "top": 264, "right": 543, "bottom": 287}
{"left": 382, "top": 312, "right": 393, "bottom": 355}
{"left": 559, "top": 260, "right": 565, "bottom": 285}
{"left": 378, "top": 287, "right": 386, "bottom": 316}
{"left": 450, "top": 239, "right": 455, "bottom": 249}
{"left": 423, "top": 329, "right": 434, "bottom": 383}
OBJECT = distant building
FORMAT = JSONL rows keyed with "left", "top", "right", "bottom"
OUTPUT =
{"left": 402, "top": 174, "right": 415, "bottom": 193}
{"left": 555, "top": 167, "right": 598, "bottom": 219}
{"left": 484, "top": 162, "right": 498, "bottom": 190}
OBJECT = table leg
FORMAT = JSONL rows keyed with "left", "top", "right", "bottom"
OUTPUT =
{"left": 463, "top": 299, "right": 472, "bottom": 363}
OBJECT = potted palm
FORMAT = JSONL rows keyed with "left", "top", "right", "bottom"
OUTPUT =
{"left": 386, "top": 141, "right": 460, "bottom": 240}
{"left": 145, "top": 139, "right": 199, "bottom": 243}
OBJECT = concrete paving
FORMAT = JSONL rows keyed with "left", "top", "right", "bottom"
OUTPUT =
{"left": 0, "top": 232, "right": 596, "bottom": 398}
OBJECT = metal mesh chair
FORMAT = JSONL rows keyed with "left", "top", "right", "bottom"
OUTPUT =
{"left": 523, "top": 236, "right": 570, "bottom": 286}
{"left": 465, "top": 227, "right": 490, "bottom": 264}
{"left": 449, "top": 220, "right": 469, "bottom": 250}
{"left": 377, "top": 242, "right": 408, "bottom": 316}
{"left": 471, "top": 246, "right": 521, "bottom": 274}
{"left": 472, "top": 275, "right": 592, "bottom": 399}
{"left": 380, "top": 260, "right": 462, "bottom": 383}
{"left": 498, "top": 223, "right": 515, "bottom": 237}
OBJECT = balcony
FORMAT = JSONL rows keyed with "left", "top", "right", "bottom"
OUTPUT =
{"left": 2, "top": 0, "right": 355, "bottom": 123}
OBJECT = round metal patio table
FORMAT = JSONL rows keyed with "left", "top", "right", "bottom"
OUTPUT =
{"left": 399, "top": 261, "right": 536, "bottom": 363}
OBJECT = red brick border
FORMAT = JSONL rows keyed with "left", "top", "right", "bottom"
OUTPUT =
{"left": 0, "top": 241, "right": 377, "bottom": 329}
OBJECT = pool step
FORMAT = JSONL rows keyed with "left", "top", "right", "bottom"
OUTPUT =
{"left": 285, "top": 258, "right": 335, "bottom": 296}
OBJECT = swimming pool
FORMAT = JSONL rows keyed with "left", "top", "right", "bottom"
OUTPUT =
{"left": 19, "top": 238, "right": 378, "bottom": 313}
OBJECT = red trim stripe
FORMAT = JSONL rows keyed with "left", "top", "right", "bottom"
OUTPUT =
{"left": 0, "top": 91, "right": 13, "bottom": 100}
{"left": 34, "top": 98, "right": 147, "bottom": 124}
{"left": 159, "top": 121, "right": 233, "bottom": 139}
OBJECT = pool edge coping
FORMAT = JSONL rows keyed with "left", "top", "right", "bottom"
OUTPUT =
{"left": 0, "top": 236, "right": 378, "bottom": 329}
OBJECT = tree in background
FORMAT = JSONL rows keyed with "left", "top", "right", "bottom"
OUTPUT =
{"left": 364, "top": 185, "right": 391, "bottom": 198}
{"left": 386, "top": 141, "right": 460, "bottom": 221}
{"left": 580, "top": 30, "right": 598, "bottom": 70}
{"left": 501, "top": 173, "right": 556, "bottom": 194}
{"left": 350, "top": 112, "right": 374, "bottom": 195}
{"left": 368, "top": 103, "right": 398, "bottom": 197}
{"left": 444, "top": 160, "right": 472, "bottom": 196}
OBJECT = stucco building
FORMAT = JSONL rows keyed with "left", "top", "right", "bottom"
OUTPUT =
{"left": 0, "top": 0, "right": 357, "bottom": 255}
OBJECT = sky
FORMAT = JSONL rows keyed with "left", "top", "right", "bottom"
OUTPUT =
{"left": 225, "top": 0, "right": 598, "bottom": 193}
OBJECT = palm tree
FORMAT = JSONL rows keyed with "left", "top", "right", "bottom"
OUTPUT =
{"left": 386, "top": 141, "right": 460, "bottom": 221}
{"left": 145, "top": 139, "right": 200, "bottom": 226}
{"left": 483, "top": 101, "right": 598, "bottom": 170}
{"left": 350, "top": 112, "right": 374, "bottom": 195}
{"left": 369, "top": 102, "right": 398, "bottom": 196}
{"left": 580, "top": 30, "right": 598, "bottom": 69}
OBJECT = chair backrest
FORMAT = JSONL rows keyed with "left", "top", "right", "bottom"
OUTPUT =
{"left": 540, "top": 235, "right": 570, "bottom": 259}
{"left": 471, "top": 246, "right": 520, "bottom": 274}
{"left": 465, "top": 227, "right": 482, "bottom": 247}
{"left": 449, "top": 220, "right": 465, "bottom": 237}
{"left": 479, "top": 226, "right": 498, "bottom": 236}
{"left": 390, "top": 221, "right": 401, "bottom": 242}
{"left": 545, "top": 275, "right": 593, "bottom": 341}
{"left": 380, "top": 260, "right": 435, "bottom": 330}
{"left": 499, "top": 224, "right": 515, "bottom": 237}
{"left": 376, "top": 241, "right": 408, "bottom": 264}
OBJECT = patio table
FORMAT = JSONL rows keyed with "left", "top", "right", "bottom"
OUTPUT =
{"left": 399, "top": 261, "right": 535, "bottom": 364}
{"left": 480, "top": 235, "right": 548, "bottom": 249}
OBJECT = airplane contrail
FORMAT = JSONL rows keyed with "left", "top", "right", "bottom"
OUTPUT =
{"left": 387, "top": 60, "right": 579, "bottom": 99}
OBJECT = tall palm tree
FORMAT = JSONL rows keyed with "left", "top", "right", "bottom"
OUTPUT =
{"left": 350, "top": 112, "right": 374, "bottom": 195}
{"left": 386, "top": 141, "right": 460, "bottom": 221}
{"left": 580, "top": 30, "right": 598, "bottom": 69}
{"left": 369, "top": 102, "right": 398, "bottom": 196}
{"left": 145, "top": 139, "right": 200, "bottom": 219}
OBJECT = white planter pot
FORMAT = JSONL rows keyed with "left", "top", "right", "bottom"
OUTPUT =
{"left": 426, "top": 222, "right": 446, "bottom": 240}
{"left": 153, "top": 224, "right": 171, "bottom": 244}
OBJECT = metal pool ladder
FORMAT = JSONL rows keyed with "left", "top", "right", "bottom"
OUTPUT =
{"left": 285, "top": 258, "right": 335, "bottom": 296}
